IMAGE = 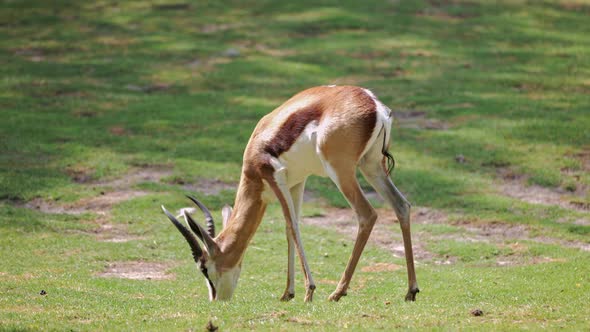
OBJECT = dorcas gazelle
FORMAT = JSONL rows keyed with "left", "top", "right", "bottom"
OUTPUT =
{"left": 161, "top": 85, "right": 419, "bottom": 302}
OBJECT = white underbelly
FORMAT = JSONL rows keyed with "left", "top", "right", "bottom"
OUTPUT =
{"left": 260, "top": 123, "right": 325, "bottom": 202}
{"left": 278, "top": 123, "right": 326, "bottom": 187}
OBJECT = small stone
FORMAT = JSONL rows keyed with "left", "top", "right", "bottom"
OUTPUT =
{"left": 188, "top": 59, "right": 201, "bottom": 68}
{"left": 206, "top": 320, "right": 218, "bottom": 331}
{"left": 471, "top": 308, "right": 484, "bottom": 316}
{"left": 126, "top": 84, "right": 144, "bottom": 92}
{"left": 223, "top": 48, "right": 240, "bottom": 58}
{"left": 455, "top": 154, "right": 466, "bottom": 163}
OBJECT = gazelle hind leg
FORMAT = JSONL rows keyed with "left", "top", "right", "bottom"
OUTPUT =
{"left": 280, "top": 180, "right": 306, "bottom": 301}
{"left": 324, "top": 164, "right": 378, "bottom": 302}
{"left": 359, "top": 159, "right": 419, "bottom": 301}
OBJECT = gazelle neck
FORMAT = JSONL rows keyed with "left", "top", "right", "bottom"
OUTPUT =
{"left": 215, "top": 170, "right": 267, "bottom": 268}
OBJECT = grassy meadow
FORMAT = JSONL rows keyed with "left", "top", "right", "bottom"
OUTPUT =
{"left": 1, "top": 0, "right": 589, "bottom": 330}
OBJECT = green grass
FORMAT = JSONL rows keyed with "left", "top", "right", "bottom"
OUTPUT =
{"left": 1, "top": 0, "right": 590, "bottom": 330}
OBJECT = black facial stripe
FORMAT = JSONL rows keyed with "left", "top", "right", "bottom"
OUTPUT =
{"left": 200, "top": 265, "right": 217, "bottom": 299}
{"left": 207, "top": 279, "right": 217, "bottom": 299}
{"left": 200, "top": 265, "right": 209, "bottom": 278}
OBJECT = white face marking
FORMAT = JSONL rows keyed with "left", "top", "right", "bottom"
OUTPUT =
{"left": 202, "top": 260, "right": 242, "bottom": 301}
{"left": 214, "top": 265, "right": 242, "bottom": 301}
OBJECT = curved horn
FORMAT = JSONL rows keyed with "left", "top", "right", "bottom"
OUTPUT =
{"left": 183, "top": 210, "right": 218, "bottom": 254}
{"left": 161, "top": 205, "right": 203, "bottom": 261}
{"left": 186, "top": 195, "right": 215, "bottom": 237}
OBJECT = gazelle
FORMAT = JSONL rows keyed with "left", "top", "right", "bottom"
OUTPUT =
{"left": 161, "top": 85, "right": 419, "bottom": 302}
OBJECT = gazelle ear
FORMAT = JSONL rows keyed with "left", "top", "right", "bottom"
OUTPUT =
{"left": 221, "top": 205, "right": 233, "bottom": 228}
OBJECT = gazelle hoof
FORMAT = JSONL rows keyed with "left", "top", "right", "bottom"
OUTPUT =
{"left": 280, "top": 292, "right": 295, "bottom": 301}
{"left": 304, "top": 286, "right": 315, "bottom": 302}
{"left": 328, "top": 291, "right": 347, "bottom": 302}
{"left": 405, "top": 287, "right": 420, "bottom": 302}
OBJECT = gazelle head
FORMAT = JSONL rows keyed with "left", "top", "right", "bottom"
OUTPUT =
{"left": 161, "top": 196, "right": 239, "bottom": 301}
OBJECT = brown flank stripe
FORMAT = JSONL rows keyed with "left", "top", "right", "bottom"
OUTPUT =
{"left": 263, "top": 106, "right": 323, "bottom": 158}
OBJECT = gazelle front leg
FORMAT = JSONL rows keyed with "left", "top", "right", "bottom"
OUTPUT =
{"left": 281, "top": 228, "right": 295, "bottom": 301}
{"left": 264, "top": 158, "right": 316, "bottom": 302}
{"left": 281, "top": 180, "right": 306, "bottom": 301}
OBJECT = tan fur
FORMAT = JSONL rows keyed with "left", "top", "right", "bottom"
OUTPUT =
{"left": 214, "top": 86, "right": 377, "bottom": 267}
{"left": 192, "top": 85, "right": 417, "bottom": 302}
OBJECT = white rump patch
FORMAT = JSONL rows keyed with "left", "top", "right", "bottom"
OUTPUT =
{"left": 363, "top": 88, "right": 377, "bottom": 99}
{"left": 358, "top": 88, "right": 394, "bottom": 158}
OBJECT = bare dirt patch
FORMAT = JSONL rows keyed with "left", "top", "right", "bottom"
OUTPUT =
{"left": 453, "top": 220, "right": 530, "bottom": 243}
{"left": 305, "top": 202, "right": 589, "bottom": 269}
{"left": 200, "top": 23, "right": 242, "bottom": 34}
{"left": 252, "top": 43, "right": 297, "bottom": 57}
{"left": 62, "top": 217, "right": 144, "bottom": 243}
{"left": 572, "top": 149, "right": 590, "bottom": 172}
{"left": 361, "top": 262, "right": 402, "bottom": 272}
{"left": 285, "top": 317, "right": 313, "bottom": 325}
{"left": 496, "top": 255, "right": 567, "bottom": 267}
{"left": 394, "top": 110, "right": 450, "bottom": 130}
{"left": 559, "top": 1, "right": 590, "bottom": 13}
{"left": 24, "top": 190, "right": 151, "bottom": 216}
{"left": 92, "top": 222, "right": 145, "bottom": 243}
{"left": 497, "top": 168, "right": 588, "bottom": 212}
{"left": 450, "top": 219, "right": 590, "bottom": 254}
{"left": 66, "top": 166, "right": 94, "bottom": 183}
{"left": 558, "top": 217, "right": 590, "bottom": 226}
{"left": 178, "top": 178, "right": 237, "bottom": 196}
{"left": 533, "top": 236, "right": 590, "bottom": 252}
{"left": 23, "top": 166, "right": 172, "bottom": 216}
{"left": 98, "top": 167, "right": 172, "bottom": 190}
{"left": 15, "top": 166, "right": 172, "bottom": 243}
{"left": 416, "top": 1, "right": 477, "bottom": 22}
{"left": 412, "top": 206, "right": 448, "bottom": 225}
{"left": 499, "top": 181, "right": 581, "bottom": 210}
{"left": 97, "top": 261, "right": 174, "bottom": 280}
{"left": 416, "top": 11, "right": 467, "bottom": 22}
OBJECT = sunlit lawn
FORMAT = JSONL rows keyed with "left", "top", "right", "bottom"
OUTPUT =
{"left": 1, "top": 0, "right": 589, "bottom": 330}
